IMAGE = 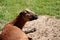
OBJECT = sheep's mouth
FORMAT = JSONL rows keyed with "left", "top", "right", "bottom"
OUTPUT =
{"left": 29, "top": 15, "right": 38, "bottom": 21}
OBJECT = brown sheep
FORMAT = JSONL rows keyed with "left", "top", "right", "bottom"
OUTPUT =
{"left": 1, "top": 9, "right": 38, "bottom": 40}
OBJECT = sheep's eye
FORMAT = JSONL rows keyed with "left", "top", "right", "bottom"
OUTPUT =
{"left": 26, "top": 11, "right": 29, "bottom": 13}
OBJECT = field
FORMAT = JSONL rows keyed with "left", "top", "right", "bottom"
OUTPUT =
{"left": 0, "top": 0, "right": 60, "bottom": 30}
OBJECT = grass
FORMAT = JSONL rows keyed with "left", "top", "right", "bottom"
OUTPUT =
{"left": 0, "top": 0, "right": 60, "bottom": 30}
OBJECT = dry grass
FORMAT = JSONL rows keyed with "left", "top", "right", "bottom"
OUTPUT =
{"left": 23, "top": 15, "right": 60, "bottom": 40}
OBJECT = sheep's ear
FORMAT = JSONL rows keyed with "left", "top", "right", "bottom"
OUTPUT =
{"left": 20, "top": 12, "right": 23, "bottom": 15}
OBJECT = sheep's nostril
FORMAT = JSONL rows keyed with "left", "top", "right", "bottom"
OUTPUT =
{"left": 34, "top": 15, "right": 38, "bottom": 19}
{"left": 29, "top": 14, "right": 38, "bottom": 21}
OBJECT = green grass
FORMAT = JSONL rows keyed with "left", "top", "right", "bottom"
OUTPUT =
{"left": 0, "top": 0, "right": 60, "bottom": 30}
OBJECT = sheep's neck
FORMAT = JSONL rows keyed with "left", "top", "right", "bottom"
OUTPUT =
{"left": 10, "top": 15, "right": 27, "bottom": 29}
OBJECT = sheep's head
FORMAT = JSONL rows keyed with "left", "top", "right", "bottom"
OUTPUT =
{"left": 20, "top": 9, "right": 38, "bottom": 21}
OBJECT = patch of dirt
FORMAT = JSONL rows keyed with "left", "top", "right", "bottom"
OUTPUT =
{"left": 23, "top": 15, "right": 60, "bottom": 40}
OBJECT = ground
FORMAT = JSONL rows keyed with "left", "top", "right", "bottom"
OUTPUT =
{"left": 23, "top": 15, "right": 60, "bottom": 40}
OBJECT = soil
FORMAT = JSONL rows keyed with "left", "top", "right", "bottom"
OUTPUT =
{"left": 23, "top": 15, "right": 60, "bottom": 40}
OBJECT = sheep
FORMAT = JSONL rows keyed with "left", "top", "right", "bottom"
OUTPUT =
{"left": 1, "top": 9, "right": 38, "bottom": 40}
